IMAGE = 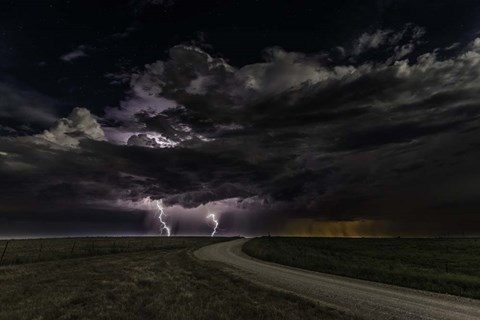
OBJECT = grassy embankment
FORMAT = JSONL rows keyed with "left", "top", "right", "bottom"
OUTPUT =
{"left": 243, "top": 237, "right": 480, "bottom": 299}
{"left": 0, "top": 237, "right": 357, "bottom": 320}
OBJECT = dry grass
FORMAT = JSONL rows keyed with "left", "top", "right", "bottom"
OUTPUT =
{"left": 0, "top": 237, "right": 356, "bottom": 320}
{"left": 0, "top": 237, "right": 204, "bottom": 265}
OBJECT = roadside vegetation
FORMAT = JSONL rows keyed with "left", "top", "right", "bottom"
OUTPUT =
{"left": 0, "top": 237, "right": 210, "bottom": 266}
{"left": 243, "top": 237, "right": 480, "bottom": 299}
{"left": 0, "top": 237, "right": 356, "bottom": 320}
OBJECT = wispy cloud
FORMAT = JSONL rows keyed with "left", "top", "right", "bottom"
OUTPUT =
{"left": 60, "top": 45, "right": 89, "bottom": 62}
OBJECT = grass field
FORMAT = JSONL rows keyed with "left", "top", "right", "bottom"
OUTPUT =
{"left": 0, "top": 237, "right": 204, "bottom": 266}
{"left": 0, "top": 237, "right": 356, "bottom": 320}
{"left": 243, "top": 237, "right": 480, "bottom": 299}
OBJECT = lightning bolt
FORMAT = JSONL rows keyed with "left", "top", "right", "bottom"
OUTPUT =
{"left": 207, "top": 213, "right": 219, "bottom": 237}
{"left": 155, "top": 200, "right": 171, "bottom": 237}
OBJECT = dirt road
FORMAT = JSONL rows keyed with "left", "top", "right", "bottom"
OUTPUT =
{"left": 194, "top": 239, "right": 480, "bottom": 320}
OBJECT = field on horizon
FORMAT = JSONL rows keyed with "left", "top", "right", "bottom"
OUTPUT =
{"left": 0, "top": 237, "right": 215, "bottom": 266}
{"left": 243, "top": 237, "right": 480, "bottom": 299}
{"left": 0, "top": 237, "right": 356, "bottom": 320}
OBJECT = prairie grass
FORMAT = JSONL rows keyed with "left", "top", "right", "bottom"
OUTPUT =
{"left": 0, "top": 237, "right": 356, "bottom": 320}
{"left": 243, "top": 237, "right": 480, "bottom": 299}
{"left": 0, "top": 237, "right": 201, "bottom": 265}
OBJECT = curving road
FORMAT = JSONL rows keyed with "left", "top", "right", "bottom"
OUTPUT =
{"left": 194, "top": 239, "right": 480, "bottom": 320}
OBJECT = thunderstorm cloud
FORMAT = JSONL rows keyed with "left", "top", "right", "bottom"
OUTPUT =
{"left": 2, "top": 1, "right": 480, "bottom": 237}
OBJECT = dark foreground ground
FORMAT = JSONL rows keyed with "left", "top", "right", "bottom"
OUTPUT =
{"left": 243, "top": 237, "right": 480, "bottom": 299}
{"left": 0, "top": 237, "right": 355, "bottom": 320}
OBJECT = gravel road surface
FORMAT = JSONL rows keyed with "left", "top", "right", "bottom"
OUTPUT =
{"left": 194, "top": 239, "right": 480, "bottom": 320}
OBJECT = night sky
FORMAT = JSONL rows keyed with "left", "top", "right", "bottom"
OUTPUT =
{"left": 2, "top": 0, "right": 480, "bottom": 237}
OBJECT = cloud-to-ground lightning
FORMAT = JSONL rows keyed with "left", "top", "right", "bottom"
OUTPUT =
{"left": 155, "top": 200, "right": 171, "bottom": 236}
{"left": 207, "top": 213, "right": 219, "bottom": 237}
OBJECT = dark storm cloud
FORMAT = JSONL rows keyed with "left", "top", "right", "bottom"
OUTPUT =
{"left": 0, "top": 108, "right": 265, "bottom": 210}
{"left": 98, "top": 32, "right": 480, "bottom": 232}
{"left": 106, "top": 36, "right": 480, "bottom": 139}
{"left": 2, "top": 9, "right": 480, "bottom": 236}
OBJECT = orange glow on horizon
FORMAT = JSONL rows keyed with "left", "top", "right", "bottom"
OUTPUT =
{"left": 281, "top": 218, "right": 395, "bottom": 237}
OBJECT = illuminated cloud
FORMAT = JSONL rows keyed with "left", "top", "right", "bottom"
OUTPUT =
{"left": 60, "top": 45, "right": 89, "bottom": 62}
{"left": 34, "top": 107, "right": 106, "bottom": 148}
